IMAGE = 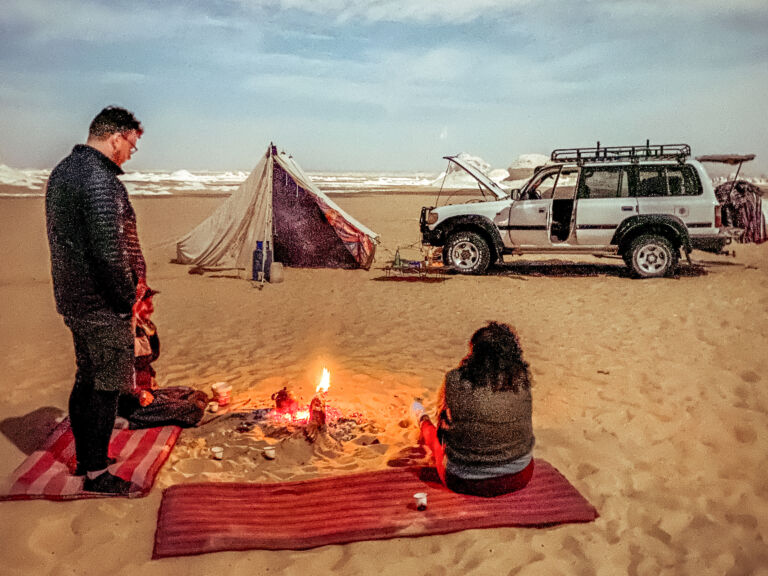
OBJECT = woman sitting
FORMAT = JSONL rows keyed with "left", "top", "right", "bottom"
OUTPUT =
{"left": 413, "top": 321, "right": 535, "bottom": 497}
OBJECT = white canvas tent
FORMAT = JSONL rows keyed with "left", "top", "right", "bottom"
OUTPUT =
{"left": 176, "top": 145, "right": 379, "bottom": 277}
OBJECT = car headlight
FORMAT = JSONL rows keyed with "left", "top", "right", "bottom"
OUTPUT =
{"left": 426, "top": 211, "right": 438, "bottom": 225}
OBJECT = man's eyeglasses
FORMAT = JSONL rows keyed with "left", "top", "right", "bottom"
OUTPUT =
{"left": 120, "top": 133, "right": 138, "bottom": 154}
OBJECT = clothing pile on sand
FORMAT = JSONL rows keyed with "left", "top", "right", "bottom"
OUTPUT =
{"left": 715, "top": 180, "right": 766, "bottom": 244}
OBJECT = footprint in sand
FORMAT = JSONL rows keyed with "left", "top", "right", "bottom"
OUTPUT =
{"left": 739, "top": 370, "right": 760, "bottom": 384}
{"left": 725, "top": 513, "right": 758, "bottom": 530}
{"left": 576, "top": 462, "right": 599, "bottom": 480}
{"left": 733, "top": 424, "right": 757, "bottom": 444}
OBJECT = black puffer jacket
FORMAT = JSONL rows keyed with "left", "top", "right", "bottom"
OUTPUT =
{"left": 46, "top": 145, "right": 145, "bottom": 318}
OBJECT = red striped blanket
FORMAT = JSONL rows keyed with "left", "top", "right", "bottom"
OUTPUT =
{"left": 153, "top": 459, "right": 597, "bottom": 557}
{"left": 0, "top": 418, "right": 181, "bottom": 501}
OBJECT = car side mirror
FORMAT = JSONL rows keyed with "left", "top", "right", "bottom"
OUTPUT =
{"left": 511, "top": 189, "right": 521, "bottom": 200}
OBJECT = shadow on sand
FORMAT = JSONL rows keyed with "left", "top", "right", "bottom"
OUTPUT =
{"left": 386, "top": 445, "right": 428, "bottom": 468}
{"left": 371, "top": 275, "right": 450, "bottom": 283}
{"left": 0, "top": 406, "right": 66, "bottom": 455}
{"left": 480, "top": 258, "right": 710, "bottom": 279}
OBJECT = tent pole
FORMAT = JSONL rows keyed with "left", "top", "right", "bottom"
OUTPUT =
{"left": 732, "top": 161, "right": 744, "bottom": 185}
{"left": 262, "top": 154, "right": 274, "bottom": 286}
{"left": 726, "top": 161, "right": 745, "bottom": 206}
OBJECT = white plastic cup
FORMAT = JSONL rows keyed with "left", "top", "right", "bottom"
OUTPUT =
{"left": 211, "top": 446, "right": 224, "bottom": 460}
{"left": 262, "top": 446, "right": 276, "bottom": 460}
{"left": 212, "top": 381, "right": 231, "bottom": 393}
{"left": 413, "top": 492, "right": 427, "bottom": 511}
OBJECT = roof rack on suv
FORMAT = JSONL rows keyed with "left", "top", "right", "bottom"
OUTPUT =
{"left": 551, "top": 141, "right": 690, "bottom": 165}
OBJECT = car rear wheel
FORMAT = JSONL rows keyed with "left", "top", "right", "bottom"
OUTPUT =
{"left": 443, "top": 231, "right": 491, "bottom": 274}
{"left": 627, "top": 234, "right": 678, "bottom": 278}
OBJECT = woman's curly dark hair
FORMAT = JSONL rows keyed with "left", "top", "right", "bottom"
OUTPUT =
{"left": 458, "top": 321, "right": 531, "bottom": 393}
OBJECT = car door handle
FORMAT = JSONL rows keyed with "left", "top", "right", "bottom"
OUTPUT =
{"left": 621, "top": 206, "right": 635, "bottom": 211}
{"left": 538, "top": 208, "right": 546, "bottom": 213}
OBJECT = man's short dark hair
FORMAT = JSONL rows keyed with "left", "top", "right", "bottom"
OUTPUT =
{"left": 88, "top": 106, "right": 143, "bottom": 139}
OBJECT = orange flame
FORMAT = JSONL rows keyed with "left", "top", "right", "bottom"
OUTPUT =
{"left": 316, "top": 367, "right": 330, "bottom": 394}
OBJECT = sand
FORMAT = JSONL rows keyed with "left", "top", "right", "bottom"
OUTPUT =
{"left": 1, "top": 192, "right": 767, "bottom": 575}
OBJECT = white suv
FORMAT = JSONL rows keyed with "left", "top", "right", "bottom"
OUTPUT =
{"left": 420, "top": 143, "right": 732, "bottom": 278}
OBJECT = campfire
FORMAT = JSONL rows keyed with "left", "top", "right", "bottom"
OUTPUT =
{"left": 270, "top": 368, "right": 338, "bottom": 423}
{"left": 265, "top": 368, "right": 360, "bottom": 441}
{"left": 177, "top": 367, "right": 376, "bottom": 474}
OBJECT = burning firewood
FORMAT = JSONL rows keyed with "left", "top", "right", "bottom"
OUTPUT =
{"left": 305, "top": 392, "right": 327, "bottom": 442}
{"left": 305, "top": 368, "right": 331, "bottom": 442}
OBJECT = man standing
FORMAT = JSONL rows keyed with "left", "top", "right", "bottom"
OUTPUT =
{"left": 46, "top": 106, "right": 146, "bottom": 494}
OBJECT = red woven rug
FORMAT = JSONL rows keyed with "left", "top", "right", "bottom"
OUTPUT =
{"left": 0, "top": 418, "right": 181, "bottom": 501}
{"left": 153, "top": 459, "right": 597, "bottom": 558}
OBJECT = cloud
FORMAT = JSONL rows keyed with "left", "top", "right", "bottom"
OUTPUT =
{"left": 239, "top": 45, "right": 505, "bottom": 118}
{"left": 234, "top": 0, "right": 768, "bottom": 27}
{"left": 243, "top": 71, "right": 373, "bottom": 104}
{"left": 100, "top": 72, "right": 148, "bottom": 85}
{"left": 240, "top": 0, "right": 533, "bottom": 23}
{"left": 0, "top": 0, "right": 227, "bottom": 43}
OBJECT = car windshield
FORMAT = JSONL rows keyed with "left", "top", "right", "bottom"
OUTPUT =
{"left": 520, "top": 167, "right": 565, "bottom": 199}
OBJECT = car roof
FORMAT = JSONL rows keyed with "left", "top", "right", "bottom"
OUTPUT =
{"left": 543, "top": 159, "right": 695, "bottom": 170}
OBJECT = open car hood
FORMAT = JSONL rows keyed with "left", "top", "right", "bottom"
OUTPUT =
{"left": 443, "top": 155, "right": 509, "bottom": 200}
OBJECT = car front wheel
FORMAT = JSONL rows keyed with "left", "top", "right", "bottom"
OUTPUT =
{"left": 627, "top": 234, "right": 678, "bottom": 278}
{"left": 443, "top": 231, "right": 491, "bottom": 274}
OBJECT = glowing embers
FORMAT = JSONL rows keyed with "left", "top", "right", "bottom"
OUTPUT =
{"left": 264, "top": 368, "right": 361, "bottom": 440}
{"left": 268, "top": 405, "right": 346, "bottom": 426}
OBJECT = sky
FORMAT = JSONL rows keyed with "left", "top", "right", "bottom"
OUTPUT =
{"left": 1, "top": 0, "right": 767, "bottom": 173}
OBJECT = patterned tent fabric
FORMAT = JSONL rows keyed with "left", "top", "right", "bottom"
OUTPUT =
{"left": 176, "top": 145, "right": 379, "bottom": 272}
